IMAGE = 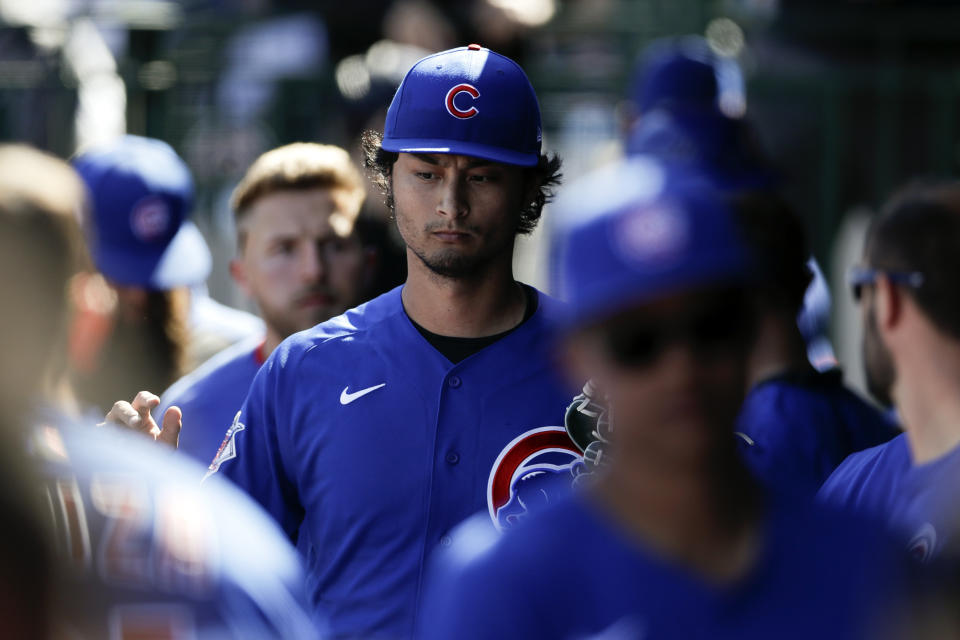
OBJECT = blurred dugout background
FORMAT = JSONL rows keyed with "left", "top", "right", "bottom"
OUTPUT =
{"left": 2, "top": 0, "right": 960, "bottom": 391}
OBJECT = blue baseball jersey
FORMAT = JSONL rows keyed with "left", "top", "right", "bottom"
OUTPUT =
{"left": 419, "top": 492, "right": 905, "bottom": 640}
{"left": 736, "top": 369, "right": 899, "bottom": 498}
{"left": 819, "top": 433, "right": 960, "bottom": 562}
{"left": 158, "top": 334, "right": 265, "bottom": 466}
{"left": 212, "top": 286, "right": 574, "bottom": 638}
{"left": 31, "top": 417, "right": 322, "bottom": 638}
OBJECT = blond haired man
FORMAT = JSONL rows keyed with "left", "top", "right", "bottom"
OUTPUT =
{"left": 158, "top": 142, "right": 379, "bottom": 464}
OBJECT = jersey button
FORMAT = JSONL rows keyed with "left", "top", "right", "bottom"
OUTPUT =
{"left": 445, "top": 451, "right": 460, "bottom": 465}
{"left": 448, "top": 375, "right": 462, "bottom": 388}
{"left": 439, "top": 535, "right": 453, "bottom": 547}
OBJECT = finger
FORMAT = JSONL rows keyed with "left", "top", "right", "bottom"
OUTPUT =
{"left": 158, "top": 406, "right": 182, "bottom": 449}
{"left": 131, "top": 391, "right": 162, "bottom": 436}
{"left": 104, "top": 401, "right": 142, "bottom": 430}
{"left": 131, "top": 390, "right": 161, "bottom": 415}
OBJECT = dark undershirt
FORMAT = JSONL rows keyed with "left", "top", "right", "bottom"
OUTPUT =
{"left": 409, "top": 284, "right": 539, "bottom": 364}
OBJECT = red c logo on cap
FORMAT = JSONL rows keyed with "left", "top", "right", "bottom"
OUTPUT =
{"left": 445, "top": 83, "right": 480, "bottom": 119}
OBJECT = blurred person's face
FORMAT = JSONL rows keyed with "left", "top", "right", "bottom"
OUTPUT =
{"left": 391, "top": 153, "right": 526, "bottom": 279}
{"left": 112, "top": 285, "right": 151, "bottom": 324}
{"left": 231, "top": 188, "right": 373, "bottom": 340}
{"left": 859, "top": 277, "right": 897, "bottom": 408}
{"left": 565, "top": 289, "right": 750, "bottom": 470}
{"left": 0, "top": 225, "right": 72, "bottom": 417}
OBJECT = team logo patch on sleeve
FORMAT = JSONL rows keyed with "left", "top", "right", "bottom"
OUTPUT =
{"left": 204, "top": 412, "right": 245, "bottom": 481}
{"left": 907, "top": 522, "right": 937, "bottom": 563}
{"left": 486, "top": 427, "right": 583, "bottom": 531}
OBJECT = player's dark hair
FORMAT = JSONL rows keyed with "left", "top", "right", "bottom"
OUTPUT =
{"left": 729, "top": 191, "right": 812, "bottom": 315}
{"left": 72, "top": 288, "right": 189, "bottom": 413}
{"left": 361, "top": 129, "right": 563, "bottom": 235}
{"left": 866, "top": 180, "right": 960, "bottom": 341}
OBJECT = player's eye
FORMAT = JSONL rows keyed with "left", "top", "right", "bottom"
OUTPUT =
{"left": 468, "top": 174, "right": 493, "bottom": 183}
{"left": 415, "top": 171, "right": 436, "bottom": 180}
{"left": 271, "top": 240, "right": 296, "bottom": 256}
{"left": 322, "top": 238, "right": 351, "bottom": 256}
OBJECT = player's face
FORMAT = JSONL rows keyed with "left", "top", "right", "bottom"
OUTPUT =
{"left": 568, "top": 289, "right": 750, "bottom": 470}
{"left": 391, "top": 153, "right": 526, "bottom": 279}
{"left": 860, "top": 283, "right": 896, "bottom": 408}
{"left": 233, "top": 188, "right": 371, "bottom": 339}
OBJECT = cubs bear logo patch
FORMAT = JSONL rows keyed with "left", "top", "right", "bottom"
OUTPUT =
{"left": 486, "top": 426, "right": 583, "bottom": 531}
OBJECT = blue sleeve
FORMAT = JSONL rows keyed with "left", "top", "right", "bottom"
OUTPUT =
{"left": 816, "top": 443, "right": 887, "bottom": 512}
{"left": 208, "top": 344, "right": 305, "bottom": 543}
{"left": 816, "top": 455, "right": 861, "bottom": 508}
{"left": 737, "top": 392, "right": 826, "bottom": 499}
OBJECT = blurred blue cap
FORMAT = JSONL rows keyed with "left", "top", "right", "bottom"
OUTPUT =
{"left": 626, "top": 108, "right": 779, "bottom": 190}
{"left": 74, "top": 135, "right": 211, "bottom": 290}
{"left": 631, "top": 38, "right": 719, "bottom": 114}
{"left": 552, "top": 157, "right": 753, "bottom": 329}
{"left": 381, "top": 44, "right": 542, "bottom": 167}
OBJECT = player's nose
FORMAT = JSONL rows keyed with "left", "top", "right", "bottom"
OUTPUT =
{"left": 436, "top": 179, "right": 469, "bottom": 219}
{"left": 300, "top": 242, "right": 326, "bottom": 282}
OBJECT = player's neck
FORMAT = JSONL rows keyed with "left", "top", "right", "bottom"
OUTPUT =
{"left": 896, "top": 340, "right": 960, "bottom": 465}
{"left": 401, "top": 249, "right": 527, "bottom": 338}
{"left": 261, "top": 328, "right": 284, "bottom": 361}
{"left": 593, "top": 446, "right": 762, "bottom": 583}
{"left": 745, "top": 311, "right": 811, "bottom": 389}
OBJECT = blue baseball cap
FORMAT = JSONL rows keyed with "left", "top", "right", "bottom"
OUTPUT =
{"left": 631, "top": 38, "right": 719, "bottom": 114}
{"left": 551, "top": 157, "right": 753, "bottom": 329}
{"left": 626, "top": 107, "right": 779, "bottom": 190}
{"left": 381, "top": 44, "right": 542, "bottom": 167}
{"left": 74, "top": 135, "right": 212, "bottom": 290}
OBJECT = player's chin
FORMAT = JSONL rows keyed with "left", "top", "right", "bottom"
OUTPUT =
{"left": 422, "top": 249, "right": 486, "bottom": 277}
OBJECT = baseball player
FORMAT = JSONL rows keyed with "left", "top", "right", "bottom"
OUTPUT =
{"left": 732, "top": 191, "right": 898, "bottom": 497}
{"left": 0, "top": 144, "right": 321, "bottom": 638}
{"left": 819, "top": 181, "right": 960, "bottom": 563}
{"left": 625, "top": 39, "right": 838, "bottom": 370}
{"left": 157, "top": 143, "right": 382, "bottom": 465}
{"left": 38, "top": 419, "right": 322, "bottom": 638}
{"left": 622, "top": 44, "right": 897, "bottom": 497}
{"left": 419, "top": 158, "right": 905, "bottom": 640}
{"left": 117, "top": 45, "right": 572, "bottom": 637}
{"left": 70, "top": 136, "right": 263, "bottom": 412}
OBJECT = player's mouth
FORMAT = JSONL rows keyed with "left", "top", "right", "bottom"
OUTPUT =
{"left": 431, "top": 229, "right": 474, "bottom": 243}
{"left": 296, "top": 292, "right": 334, "bottom": 308}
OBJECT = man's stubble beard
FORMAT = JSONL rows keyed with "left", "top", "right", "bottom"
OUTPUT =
{"left": 397, "top": 208, "right": 516, "bottom": 281}
{"left": 410, "top": 244, "right": 497, "bottom": 280}
{"left": 259, "top": 294, "right": 347, "bottom": 341}
{"left": 863, "top": 301, "right": 897, "bottom": 408}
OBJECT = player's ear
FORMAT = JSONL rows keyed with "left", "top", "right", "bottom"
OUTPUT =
{"left": 873, "top": 274, "right": 902, "bottom": 333}
{"left": 229, "top": 258, "right": 252, "bottom": 297}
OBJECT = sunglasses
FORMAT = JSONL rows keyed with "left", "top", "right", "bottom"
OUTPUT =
{"left": 847, "top": 266, "right": 924, "bottom": 302}
{"left": 602, "top": 300, "right": 750, "bottom": 368}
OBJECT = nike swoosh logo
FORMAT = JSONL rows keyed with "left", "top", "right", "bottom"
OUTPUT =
{"left": 340, "top": 383, "right": 386, "bottom": 405}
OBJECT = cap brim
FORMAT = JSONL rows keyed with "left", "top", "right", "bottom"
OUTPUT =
{"left": 381, "top": 137, "right": 539, "bottom": 167}
{"left": 562, "top": 250, "right": 751, "bottom": 331}
{"left": 151, "top": 221, "right": 212, "bottom": 289}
